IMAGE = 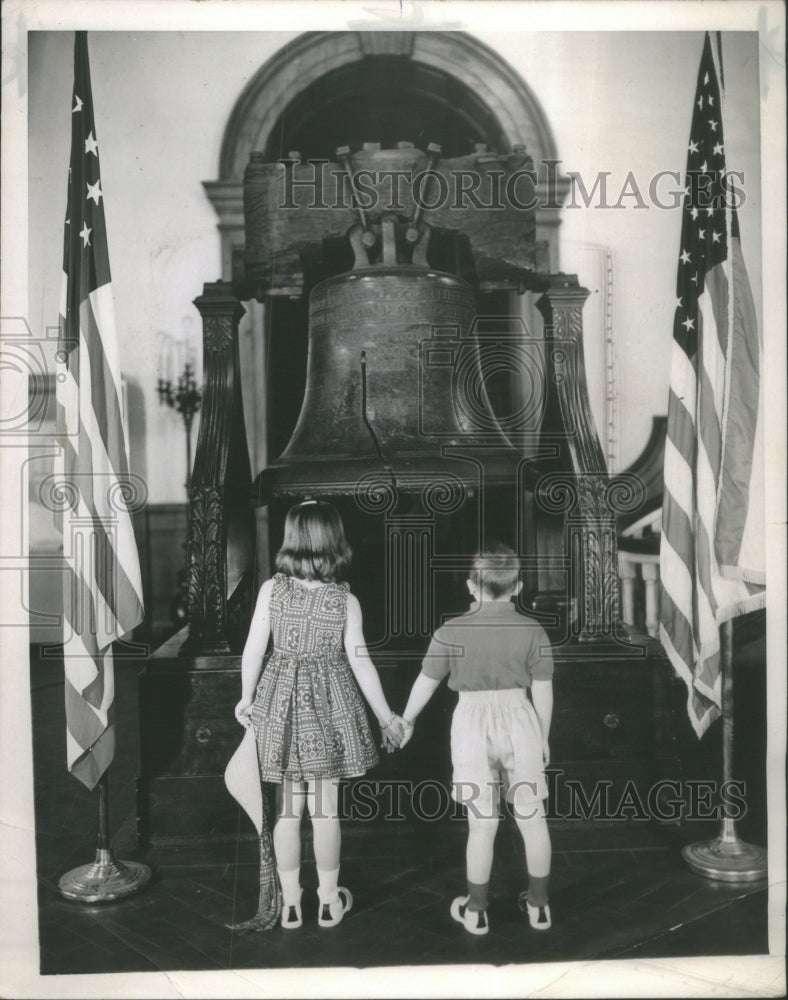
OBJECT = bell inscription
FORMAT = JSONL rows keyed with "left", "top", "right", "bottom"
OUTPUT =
{"left": 311, "top": 275, "right": 474, "bottom": 331}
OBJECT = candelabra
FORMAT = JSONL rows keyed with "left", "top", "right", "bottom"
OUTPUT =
{"left": 158, "top": 362, "right": 202, "bottom": 626}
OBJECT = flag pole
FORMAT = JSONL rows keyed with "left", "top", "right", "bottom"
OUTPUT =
{"left": 682, "top": 619, "right": 767, "bottom": 883}
{"left": 58, "top": 772, "right": 151, "bottom": 902}
{"left": 56, "top": 31, "right": 150, "bottom": 903}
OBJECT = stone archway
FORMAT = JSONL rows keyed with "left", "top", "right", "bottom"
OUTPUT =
{"left": 220, "top": 31, "right": 559, "bottom": 177}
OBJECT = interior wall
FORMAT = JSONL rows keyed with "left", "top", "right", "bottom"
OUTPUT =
{"left": 27, "top": 31, "right": 298, "bottom": 504}
{"left": 502, "top": 30, "right": 762, "bottom": 473}
{"left": 28, "top": 30, "right": 762, "bottom": 502}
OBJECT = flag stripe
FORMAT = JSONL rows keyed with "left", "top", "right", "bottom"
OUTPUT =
{"left": 658, "top": 582, "right": 696, "bottom": 667}
{"left": 695, "top": 647, "right": 721, "bottom": 699}
{"left": 705, "top": 234, "right": 730, "bottom": 356}
{"left": 665, "top": 390, "right": 696, "bottom": 461}
{"left": 69, "top": 726, "right": 115, "bottom": 790}
{"left": 79, "top": 294, "right": 129, "bottom": 477}
{"left": 716, "top": 239, "right": 762, "bottom": 575}
{"left": 661, "top": 488, "right": 695, "bottom": 582}
{"left": 65, "top": 674, "right": 107, "bottom": 747}
{"left": 695, "top": 368, "right": 721, "bottom": 485}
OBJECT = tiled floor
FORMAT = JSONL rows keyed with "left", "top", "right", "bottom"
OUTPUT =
{"left": 30, "top": 641, "right": 769, "bottom": 976}
{"left": 35, "top": 829, "right": 768, "bottom": 975}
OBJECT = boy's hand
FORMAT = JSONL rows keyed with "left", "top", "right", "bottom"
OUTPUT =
{"left": 399, "top": 718, "right": 414, "bottom": 748}
{"left": 234, "top": 698, "right": 253, "bottom": 728}
{"left": 542, "top": 737, "right": 550, "bottom": 767}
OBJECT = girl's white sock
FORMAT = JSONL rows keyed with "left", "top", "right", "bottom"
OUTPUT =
{"left": 316, "top": 866, "right": 340, "bottom": 904}
{"left": 277, "top": 866, "right": 302, "bottom": 906}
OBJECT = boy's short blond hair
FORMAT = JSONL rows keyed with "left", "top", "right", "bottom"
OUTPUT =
{"left": 470, "top": 542, "right": 520, "bottom": 599}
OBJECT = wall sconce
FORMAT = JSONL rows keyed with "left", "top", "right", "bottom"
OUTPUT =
{"left": 156, "top": 328, "right": 202, "bottom": 625}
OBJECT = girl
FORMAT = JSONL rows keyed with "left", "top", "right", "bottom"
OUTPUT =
{"left": 234, "top": 500, "right": 405, "bottom": 930}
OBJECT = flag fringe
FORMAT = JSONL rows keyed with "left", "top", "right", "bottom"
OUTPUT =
{"left": 714, "top": 588, "right": 767, "bottom": 624}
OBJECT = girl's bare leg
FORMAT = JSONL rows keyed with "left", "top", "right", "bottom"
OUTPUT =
{"left": 308, "top": 777, "right": 341, "bottom": 902}
{"left": 274, "top": 778, "right": 308, "bottom": 903}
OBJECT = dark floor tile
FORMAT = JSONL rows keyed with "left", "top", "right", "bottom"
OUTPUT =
{"left": 637, "top": 875, "right": 696, "bottom": 905}
{"left": 614, "top": 889, "right": 768, "bottom": 959}
{"left": 97, "top": 915, "right": 230, "bottom": 972}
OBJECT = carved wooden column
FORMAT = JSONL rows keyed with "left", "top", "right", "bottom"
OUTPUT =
{"left": 181, "top": 281, "right": 255, "bottom": 655}
{"left": 536, "top": 276, "right": 620, "bottom": 641}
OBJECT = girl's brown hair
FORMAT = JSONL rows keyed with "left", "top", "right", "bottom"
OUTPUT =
{"left": 275, "top": 501, "right": 352, "bottom": 582}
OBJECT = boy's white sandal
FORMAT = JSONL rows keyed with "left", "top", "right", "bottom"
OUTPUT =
{"left": 317, "top": 887, "right": 353, "bottom": 928}
{"left": 280, "top": 889, "right": 303, "bottom": 930}
{"left": 519, "top": 893, "right": 551, "bottom": 930}
{"left": 450, "top": 895, "right": 489, "bottom": 936}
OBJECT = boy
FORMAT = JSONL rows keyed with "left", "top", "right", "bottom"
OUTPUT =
{"left": 400, "top": 543, "right": 553, "bottom": 935}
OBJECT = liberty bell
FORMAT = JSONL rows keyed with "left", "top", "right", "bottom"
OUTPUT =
{"left": 256, "top": 193, "right": 521, "bottom": 501}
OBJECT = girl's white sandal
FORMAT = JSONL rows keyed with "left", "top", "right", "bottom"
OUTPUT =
{"left": 317, "top": 887, "right": 353, "bottom": 927}
{"left": 280, "top": 889, "right": 303, "bottom": 929}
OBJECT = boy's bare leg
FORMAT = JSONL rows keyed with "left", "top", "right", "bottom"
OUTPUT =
{"left": 466, "top": 812, "right": 500, "bottom": 911}
{"left": 513, "top": 799, "right": 551, "bottom": 906}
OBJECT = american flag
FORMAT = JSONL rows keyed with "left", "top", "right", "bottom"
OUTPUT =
{"left": 55, "top": 32, "right": 145, "bottom": 789}
{"left": 659, "top": 33, "right": 766, "bottom": 737}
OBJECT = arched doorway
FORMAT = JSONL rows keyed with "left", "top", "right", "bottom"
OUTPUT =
{"left": 261, "top": 56, "right": 510, "bottom": 160}
{"left": 204, "top": 31, "right": 567, "bottom": 570}
{"left": 216, "top": 31, "right": 561, "bottom": 179}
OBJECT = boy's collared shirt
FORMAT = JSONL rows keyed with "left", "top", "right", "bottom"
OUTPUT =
{"left": 421, "top": 600, "right": 554, "bottom": 691}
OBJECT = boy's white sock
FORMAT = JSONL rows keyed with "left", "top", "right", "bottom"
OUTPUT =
{"left": 316, "top": 866, "right": 340, "bottom": 904}
{"left": 277, "top": 866, "right": 302, "bottom": 906}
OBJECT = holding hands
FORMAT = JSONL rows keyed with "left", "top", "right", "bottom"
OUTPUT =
{"left": 379, "top": 713, "right": 415, "bottom": 753}
{"left": 380, "top": 671, "right": 439, "bottom": 752}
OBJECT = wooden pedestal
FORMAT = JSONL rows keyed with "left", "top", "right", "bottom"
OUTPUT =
{"left": 136, "top": 629, "right": 244, "bottom": 848}
{"left": 548, "top": 635, "right": 681, "bottom": 823}
{"left": 137, "top": 629, "right": 680, "bottom": 847}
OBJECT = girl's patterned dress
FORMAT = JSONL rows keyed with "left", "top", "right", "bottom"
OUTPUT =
{"left": 250, "top": 573, "right": 379, "bottom": 782}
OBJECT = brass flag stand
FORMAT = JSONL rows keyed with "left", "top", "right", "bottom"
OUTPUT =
{"left": 59, "top": 773, "right": 151, "bottom": 902}
{"left": 682, "top": 619, "right": 768, "bottom": 883}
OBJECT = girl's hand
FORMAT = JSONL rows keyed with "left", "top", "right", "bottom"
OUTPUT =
{"left": 381, "top": 732, "right": 398, "bottom": 753}
{"left": 235, "top": 698, "right": 254, "bottom": 728}
{"left": 380, "top": 713, "right": 407, "bottom": 752}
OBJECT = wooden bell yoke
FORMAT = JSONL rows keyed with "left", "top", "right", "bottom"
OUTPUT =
{"left": 184, "top": 143, "right": 622, "bottom": 652}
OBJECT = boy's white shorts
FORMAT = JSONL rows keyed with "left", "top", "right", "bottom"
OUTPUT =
{"left": 450, "top": 688, "right": 548, "bottom": 820}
